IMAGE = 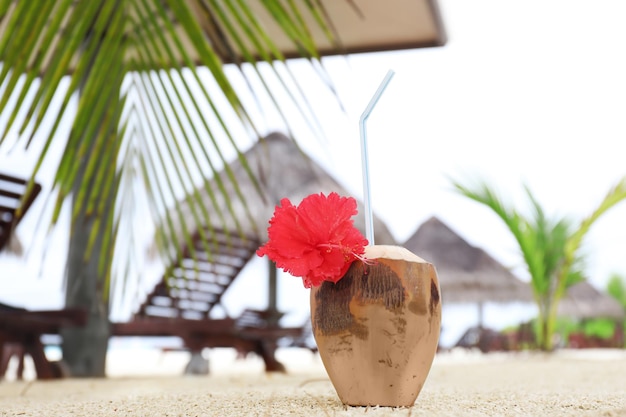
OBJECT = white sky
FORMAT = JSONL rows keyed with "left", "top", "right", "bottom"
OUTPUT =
{"left": 2, "top": 0, "right": 626, "bottom": 346}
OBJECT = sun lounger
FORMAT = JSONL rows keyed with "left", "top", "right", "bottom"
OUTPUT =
{"left": 112, "top": 228, "right": 311, "bottom": 373}
{"left": 0, "top": 173, "right": 88, "bottom": 380}
{"left": 0, "top": 303, "right": 87, "bottom": 379}
{"left": 0, "top": 172, "right": 42, "bottom": 253}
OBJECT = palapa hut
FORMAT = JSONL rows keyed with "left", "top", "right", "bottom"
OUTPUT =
{"left": 403, "top": 216, "right": 533, "bottom": 328}
{"left": 558, "top": 281, "right": 624, "bottom": 348}
{"left": 123, "top": 132, "right": 397, "bottom": 371}
{"left": 140, "top": 133, "right": 396, "bottom": 318}
{"left": 156, "top": 131, "right": 396, "bottom": 258}
{"left": 402, "top": 217, "right": 623, "bottom": 322}
{"left": 558, "top": 281, "right": 624, "bottom": 320}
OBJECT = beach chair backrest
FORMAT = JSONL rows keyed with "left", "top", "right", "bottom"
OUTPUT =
{"left": 0, "top": 173, "right": 42, "bottom": 251}
{"left": 136, "top": 227, "right": 260, "bottom": 320}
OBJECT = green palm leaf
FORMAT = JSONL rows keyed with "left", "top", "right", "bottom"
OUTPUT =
{"left": 0, "top": 0, "right": 343, "bottom": 300}
{"left": 556, "top": 177, "right": 626, "bottom": 298}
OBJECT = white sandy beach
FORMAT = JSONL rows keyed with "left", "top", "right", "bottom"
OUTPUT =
{"left": 1, "top": 347, "right": 625, "bottom": 416}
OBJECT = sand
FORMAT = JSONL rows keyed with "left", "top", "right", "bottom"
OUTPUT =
{"left": 1, "top": 348, "right": 625, "bottom": 417}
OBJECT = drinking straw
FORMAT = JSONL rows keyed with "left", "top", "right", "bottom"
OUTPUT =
{"left": 359, "top": 69, "right": 395, "bottom": 245}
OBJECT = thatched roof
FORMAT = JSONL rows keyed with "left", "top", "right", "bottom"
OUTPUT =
{"left": 158, "top": 132, "right": 396, "bottom": 256}
{"left": 403, "top": 216, "right": 533, "bottom": 304}
{"left": 558, "top": 281, "right": 624, "bottom": 320}
{"left": 43, "top": 0, "right": 446, "bottom": 72}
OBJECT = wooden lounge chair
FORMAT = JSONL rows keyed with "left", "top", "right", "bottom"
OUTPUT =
{"left": 0, "top": 172, "right": 41, "bottom": 252}
{"left": 454, "top": 325, "right": 513, "bottom": 353}
{"left": 0, "top": 173, "right": 87, "bottom": 380}
{"left": 0, "top": 303, "right": 87, "bottom": 379}
{"left": 111, "top": 227, "right": 311, "bottom": 373}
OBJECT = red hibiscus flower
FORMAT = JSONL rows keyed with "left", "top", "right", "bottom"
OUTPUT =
{"left": 257, "top": 192, "right": 369, "bottom": 288}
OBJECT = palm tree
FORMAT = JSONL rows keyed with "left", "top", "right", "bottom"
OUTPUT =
{"left": 0, "top": 0, "right": 347, "bottom": 377}
{"left": 451, "top": 177, "right": 626, "bottom": 351}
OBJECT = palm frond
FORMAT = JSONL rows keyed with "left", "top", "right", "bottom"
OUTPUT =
{"left": 449, "top": 177, "right": 546, "bottom": 295}
{"left": 556, "top": 176, "right": 626, "bottom": 297}
{"left": 565, "top": 176, "right": 626, "bottom": 258}
{"left": 0, "top": 0, "right": 344, "bottom": 302}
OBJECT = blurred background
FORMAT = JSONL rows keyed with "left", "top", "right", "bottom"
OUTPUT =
{"left": 1, "top": 0, "right": 626, "bottom": 378}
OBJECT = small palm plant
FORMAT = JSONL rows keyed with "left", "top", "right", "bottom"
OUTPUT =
{"left": 607, "top": 273, "right": 626, "bottom": 347}
{"left": 607, "top": 273, "right": 626, "bottom": 309}
{"left": 451, "top": 177, "right": 626, "bottom": 351}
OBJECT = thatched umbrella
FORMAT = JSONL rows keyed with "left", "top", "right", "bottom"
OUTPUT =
{"left": 159, "top": 132, "right": 396, "bottom": 249}
{"left": 558, "top": 281, "right": 624, "bottom": 320}
{"left": 183, "top": 0, "right": 447, "bottom": 62}
{"left": 403, "top": 216, "right": 533, "bottom": 327}
{"left": 156, "top": 132, "right": 397, "bottom": 320}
